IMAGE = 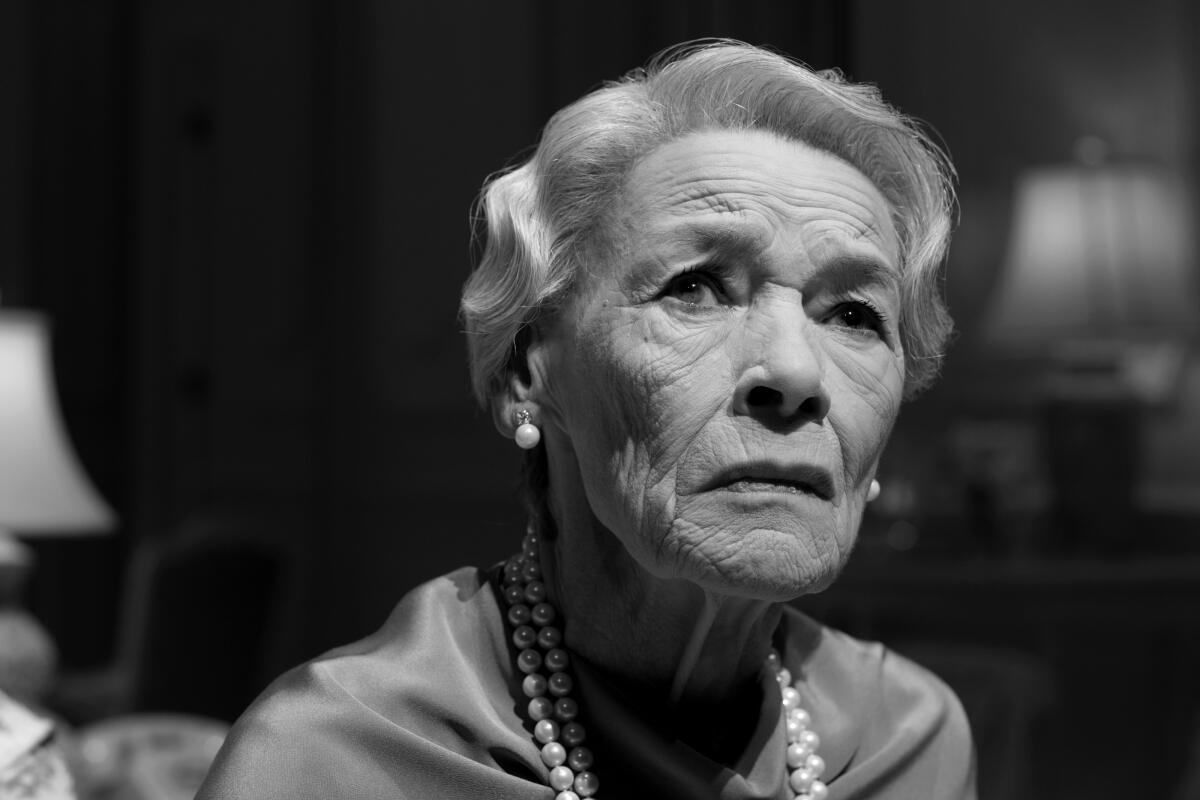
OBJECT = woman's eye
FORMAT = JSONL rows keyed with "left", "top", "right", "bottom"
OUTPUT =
{"left": 661, "top": 271, "right": 723, "bottom": 307}
{"left": 829, "top": 300, "right": 886, "bottom": 335}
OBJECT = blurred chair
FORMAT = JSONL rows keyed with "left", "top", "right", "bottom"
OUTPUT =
{"left": 55, "top": 512, "right": 299, "bottom": 724}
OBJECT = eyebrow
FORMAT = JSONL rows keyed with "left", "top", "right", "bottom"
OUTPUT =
{"left": 670, "top": 220, "right": 772, "bottom": 259}
{"left": 810, "top": 256, "right": 900, "bottom": 295}
{"left": 667, "top": 220, "right": 899, "bottom": 291}
{"left": 621, "top": 220, "right": 770, "bottom": 292}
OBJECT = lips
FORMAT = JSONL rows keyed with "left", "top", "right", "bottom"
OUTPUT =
{"left": 707, "top": 462, "right": 836, "bottom": 501}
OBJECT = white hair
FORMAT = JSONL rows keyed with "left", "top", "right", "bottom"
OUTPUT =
{"left": 461, "top": 40, "right": 957, "bottom": 405}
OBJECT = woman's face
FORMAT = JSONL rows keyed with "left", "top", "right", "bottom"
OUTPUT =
{"left": 532, "top": 129, "right": 905, "bottom": 600}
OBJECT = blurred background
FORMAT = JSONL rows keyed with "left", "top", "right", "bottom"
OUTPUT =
{"left": 0, "top": 1, "right": 1197, "bottom": 798}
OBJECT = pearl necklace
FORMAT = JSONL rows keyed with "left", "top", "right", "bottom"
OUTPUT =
{"left": 500, "top": 526, "right": 829, "bottom": 800}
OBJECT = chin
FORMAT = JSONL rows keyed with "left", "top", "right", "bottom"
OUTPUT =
{"left": 663, "top": 506, "right": 857, "bottom": 602}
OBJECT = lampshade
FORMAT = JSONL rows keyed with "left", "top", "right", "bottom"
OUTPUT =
{"left": 0, "top": 311, "right": 116, "bottom": 535}
{"left": 984, "top": 162, "right": 1198, "bottom": 351}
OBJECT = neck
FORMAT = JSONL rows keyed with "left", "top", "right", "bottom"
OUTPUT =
{"left": 536, "top": 490, "right": 782, "bottom": 716}
{"left": 498, "top": 514, "right": 829, "bottom": 795}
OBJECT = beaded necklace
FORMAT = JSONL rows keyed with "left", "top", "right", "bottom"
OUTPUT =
{"left": 500, "top": 526, "right": 829, "bottom": 800}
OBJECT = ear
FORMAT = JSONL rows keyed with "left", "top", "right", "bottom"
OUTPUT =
{"left": 489, "top": 326, "right": 553, "bottom": 441}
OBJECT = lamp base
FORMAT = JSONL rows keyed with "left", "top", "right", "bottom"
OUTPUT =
{"left": 1042, "top": 374, "right": 1139, "bottom": 555}
{"left": 0, "top": 529, "right": 57, "bottom": 705}
{"left": 0, "top": 608, "right": 57, "bottom": 705}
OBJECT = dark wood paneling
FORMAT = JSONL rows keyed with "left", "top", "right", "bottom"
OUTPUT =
{"left": 0, "top": 0, "right": 34, "bottom": 305}
{"left": 21, "top": 0, "right": 138, "bottom": 668}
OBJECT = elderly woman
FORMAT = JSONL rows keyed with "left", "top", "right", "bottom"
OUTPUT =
{"left": 198, "top": 41, "right": 972, "bottom": 800}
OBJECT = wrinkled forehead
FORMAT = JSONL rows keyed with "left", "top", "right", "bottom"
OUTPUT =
{"left": 609, "top": 129, "right": 899, "bottom": 260}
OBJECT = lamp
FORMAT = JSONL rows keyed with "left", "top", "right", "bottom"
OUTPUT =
{"left": 983, "top": 141, "right": 1198, "bottom": 552}
{"left": 985, "top": 144, "right": 1197, "bottom": 364}
{"left": 0, "top": 309, "right": 117, "bottom": 704}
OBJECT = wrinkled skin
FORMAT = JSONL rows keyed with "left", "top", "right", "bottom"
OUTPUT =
{"left": 498, "top": 129, "right": 905, "bottom": 720}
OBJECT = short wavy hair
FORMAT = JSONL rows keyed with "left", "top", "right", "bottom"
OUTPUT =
{"left": 461, "top": 40, "right": 956, "bottom": 406}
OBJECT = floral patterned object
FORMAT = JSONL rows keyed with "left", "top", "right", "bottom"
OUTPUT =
{"left": 0, "top": 690, "right": 75, "bottom": 799}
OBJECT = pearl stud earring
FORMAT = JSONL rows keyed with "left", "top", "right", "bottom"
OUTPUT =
{"left": 867, "top": 479, "right": 881, "bottom": 503}
{"left": 514, "top": 409, "right": 541, "bottom": 450}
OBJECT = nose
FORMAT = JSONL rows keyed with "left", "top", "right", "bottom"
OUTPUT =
{"left": 732, "top": 298, "right": 830, "bottom": 425}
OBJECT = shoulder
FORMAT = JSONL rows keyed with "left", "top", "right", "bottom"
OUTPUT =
{"left": 197, "top": 567, "right": 540, "bottom": 800}
{"left": 782, "top": 608, "right": 976, "bottom": 800}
